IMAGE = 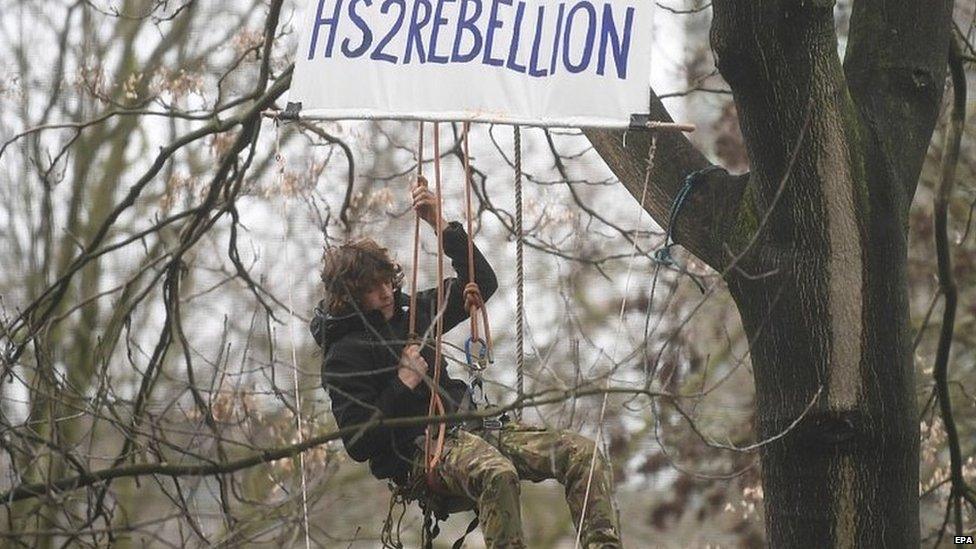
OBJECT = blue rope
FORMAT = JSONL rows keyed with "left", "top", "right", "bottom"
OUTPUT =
{"left": 652, "top": 166, "right": 722, "bottom": 292}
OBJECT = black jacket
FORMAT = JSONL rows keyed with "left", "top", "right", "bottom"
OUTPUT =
{"left": 310, "top": 222, "right": 498, "bottom": 483}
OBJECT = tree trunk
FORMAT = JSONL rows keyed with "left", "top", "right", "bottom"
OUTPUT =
{"left": 587, "top": 1, "right": 952, "bottom": 546}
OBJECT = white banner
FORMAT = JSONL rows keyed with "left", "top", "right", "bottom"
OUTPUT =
{"left": 290, "top": 0, "right": 652, "bottom": 128}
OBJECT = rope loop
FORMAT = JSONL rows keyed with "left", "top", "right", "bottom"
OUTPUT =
{"left": 658, "top": 165, "right": 722, "bottom": 252}
{"left": 461, "top": 125, "right": 494, "bottom": 373}
{"left": 651, "top": 165, "right": 722, "bottom": 292}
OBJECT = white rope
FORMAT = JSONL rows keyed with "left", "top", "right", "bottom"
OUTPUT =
{"left": 574, "top": 133, "right": 657, "bottom": 548}
{"left": 514, "top": 125, "right": 525, "bottom": 421}
{"left": 277, "top": 120, "right": 312, "bottom": 549}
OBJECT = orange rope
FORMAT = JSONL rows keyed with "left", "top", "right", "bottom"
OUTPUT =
{"left": 408, "top": 122, "right": 423, "bottom": 339}
{"left": 424, "top": 123, "right": 447, "bottom": 485}
{"left": 418, "top": 122, "right": 490, "bottom": 491}
{"left": 461, "top": 123, "right": 492, "bottom": 361}
{"left": 462, "top": 124, "right": 477, "bottom": 340}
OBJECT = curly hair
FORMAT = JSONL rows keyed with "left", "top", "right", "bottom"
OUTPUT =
{"left": 320, "top": 238, "right": 400, "bottom": 315}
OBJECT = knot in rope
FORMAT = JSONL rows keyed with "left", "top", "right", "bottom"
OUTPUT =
{"left": 463, "top": 282, "right": 484, "bottom": 315}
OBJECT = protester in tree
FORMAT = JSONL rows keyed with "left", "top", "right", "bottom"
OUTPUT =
{"left": 310, "top": 177, "right": 623, "bottom": 548}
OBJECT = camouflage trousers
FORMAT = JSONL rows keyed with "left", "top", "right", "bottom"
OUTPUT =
{"left": 408, "top": 422, "right": 622, "bottom": 548}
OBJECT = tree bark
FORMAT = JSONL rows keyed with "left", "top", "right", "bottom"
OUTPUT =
{"left": 588, "top": 1, "right": 952, "bottom": 546}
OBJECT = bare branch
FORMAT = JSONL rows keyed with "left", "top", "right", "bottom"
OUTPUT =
{"left": 932, "top": 38, "right": 974, "bottom": 537}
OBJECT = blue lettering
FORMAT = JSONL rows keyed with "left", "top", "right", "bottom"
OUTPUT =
{"left": 308, "top": 0, "right": 345, "bottom": 59}
{"left": 562, "top": 1, "right": 595, "bottom": 74}
{"left": 310, "top": 0, "right": 624, "bottom": 77}
{"left": 451, "top": 0, "right": 481, "bottom": 63}
{"left": 597, "top": 5, "right": 633, "bottom": 78}
{"left": 342, "top": 0, "right": 373, "bottom": 58}
{"left": 483, "top": 0, "right": 511, "bottom": 67}
{"left": 505, "top": 1, "right": 527, "bottom": 73}
{"left": 452, "top": 0, "right": 483, "bottom": 62}
{"left": 527, "top": 5, "right": 548, "bottom": 77}
{"left": 371, "top": 0, "right": 406, "bottom": 63}
{"left": 429, "top": 0, "right": 455, "bottom": 64}
{"left": 404, "top": 0, "right": 433, "bottom": 64}
{"left": 549, "top": 3, "right": 565, "bottom": 75}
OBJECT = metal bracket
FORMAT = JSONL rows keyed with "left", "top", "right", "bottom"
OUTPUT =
{"left": 281, "top": 101, "right": 303, "bottom": 121}
{"left": 628, "top": 114, "right": 653, "bottom": 131}
{"left": 628, "top": 113, "right": 696, "bottom": 133}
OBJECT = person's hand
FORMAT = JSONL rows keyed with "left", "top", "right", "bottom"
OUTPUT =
{"left": 397, "top": 344, "right": 428, "bottom": 389}
{"left": 411, "top": 176, "right": 445, "bottom": 228}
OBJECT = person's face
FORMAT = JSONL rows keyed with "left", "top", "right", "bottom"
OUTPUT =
{"left": 361, "top": 280, "right": 395, "bottom": 321}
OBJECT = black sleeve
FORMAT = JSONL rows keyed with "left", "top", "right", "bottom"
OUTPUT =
{"left": 321, "top": 342, "right": 427, "bottom": 462}
{"left": 413, "top": 221, "right": 498, "bottom": 336}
